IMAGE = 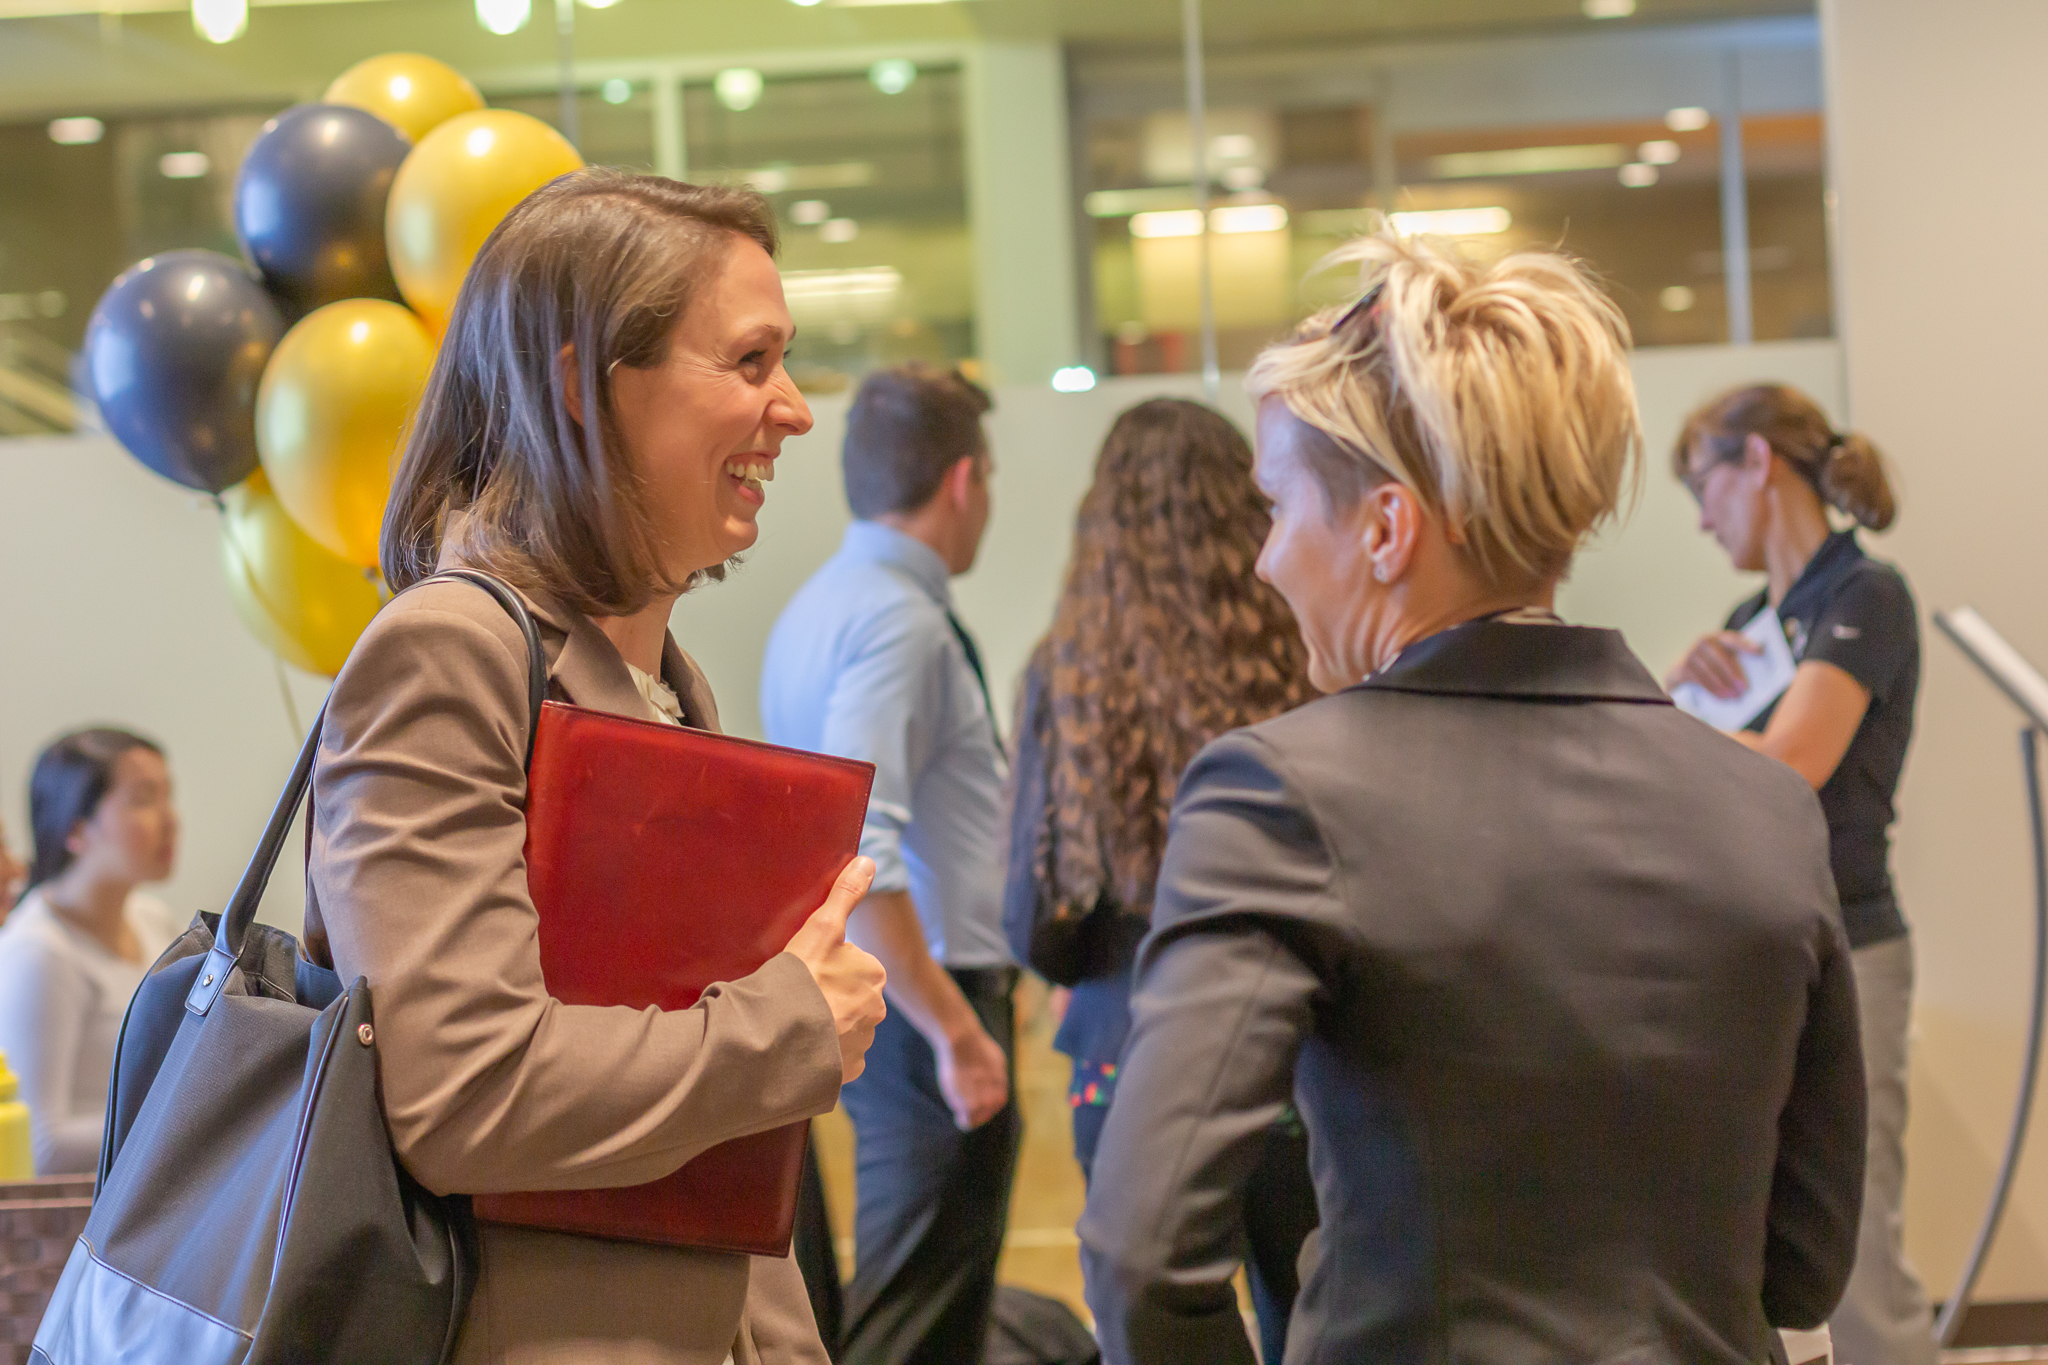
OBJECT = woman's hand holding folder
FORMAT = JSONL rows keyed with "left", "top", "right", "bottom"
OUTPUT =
{"left": 786, "top": 855, "right": 890, "bottom": 1082}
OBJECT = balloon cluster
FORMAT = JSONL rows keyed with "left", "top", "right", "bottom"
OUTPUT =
{"left": 84, "top": 54, "right": 583, "bottom": 675}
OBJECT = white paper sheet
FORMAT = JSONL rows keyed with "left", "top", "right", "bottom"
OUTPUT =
{"left": 1670, "top": 605, "right": 1799, "bottom": 733}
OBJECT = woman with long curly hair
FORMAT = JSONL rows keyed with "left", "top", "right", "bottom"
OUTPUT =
{"left": 1002, "top": 396, "right": 1319, "bottom": 1361}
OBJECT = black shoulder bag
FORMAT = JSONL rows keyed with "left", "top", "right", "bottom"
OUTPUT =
{"left": 31, "top": 570, "right": 545, "bottom": 1365}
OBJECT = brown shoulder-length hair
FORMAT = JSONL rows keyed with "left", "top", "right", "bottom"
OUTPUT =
{"left": 382, "top": 169, "right": 778, "bottom": 614}
{"left": 1674, "top": 382, "right": 1898, "bottom": 531}
{"left": 1020, "top": 398, "right": 1317, "bottom": 918}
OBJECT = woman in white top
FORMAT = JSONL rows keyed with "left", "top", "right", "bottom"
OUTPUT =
{"left": 0, "top": 727, "right": 183, "bottom": 1174}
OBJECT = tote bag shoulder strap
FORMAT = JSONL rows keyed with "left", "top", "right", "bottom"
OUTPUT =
{"left": 188, "top": 571, "right": 546, "bottom": 1016}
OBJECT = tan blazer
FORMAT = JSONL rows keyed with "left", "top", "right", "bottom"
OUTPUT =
{"left": 304, "top": 563, "right": 841, "bottom": 1365}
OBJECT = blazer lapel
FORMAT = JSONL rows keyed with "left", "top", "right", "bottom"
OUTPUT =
{"left": 661, "top": 638, "right": 724, "bottom": 735}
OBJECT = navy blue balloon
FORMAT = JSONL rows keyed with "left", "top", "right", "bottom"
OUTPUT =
{"left": 235, "top": 103, "right": 410, "bottom": 316}
{"left": 85, "top": 250, "right": 286, "bottom": 494}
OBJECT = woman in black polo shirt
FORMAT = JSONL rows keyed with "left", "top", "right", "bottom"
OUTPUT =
{"left": 1669, "top": 382, "right": 1929, "bottom": 1365}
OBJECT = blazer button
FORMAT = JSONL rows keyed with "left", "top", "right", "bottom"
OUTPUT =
{"left": 358, "top": 1023, "right": 375, "bottom": 1046}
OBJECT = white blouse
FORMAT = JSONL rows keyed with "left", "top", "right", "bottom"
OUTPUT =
{"left": 0, "top": 888, "right": 184, "bottom": 1174}
{"left": 626, "top": 661, "right": 685, "bottom": 726}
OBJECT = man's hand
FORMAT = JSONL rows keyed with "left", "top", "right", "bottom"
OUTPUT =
{"left": 848, "top": 887, "right": 1012, "bottom": 1131}
{"left": 785, "top": 857, "right": 890, "bottom": 1083}
{"left": 937, "top": 1020, "right": 1009, "bottom": 1130}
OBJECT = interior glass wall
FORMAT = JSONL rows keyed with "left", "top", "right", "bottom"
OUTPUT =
{"left": 1076, "top": 31, "right": 1831, "bottom": 377}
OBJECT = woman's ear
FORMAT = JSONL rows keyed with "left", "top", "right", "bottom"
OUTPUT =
{"left": 1360, "top": 481, "right": 1420, "bottom": 584}
{"left": 1741, "top": 431, "right": 1775, "bottom": 483}
{"left": 64, "top": 819, "right": 89, "bottom": 859}
{"left": 558, "top": 343, "right": 585, "bottom": 429}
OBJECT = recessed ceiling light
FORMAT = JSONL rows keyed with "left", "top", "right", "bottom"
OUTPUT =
{"left": 1660, "top": 285, "right": 1696, "bottom": 312}
{"left": 191, "top": 0, "right": 246, "bottom": 42}
{"left": 1210, "top": 203, "right": 1288, "bottom": 234}
{"left": 1638, "top": 139, "right": 1680, "bottom": 165}
{"left": 791, "top": 199, "right": 831, "bottom": 225}
{"left": 715, "top": 68, "right": 765, "bottom": 112}
{"left": 48, "top": 117, "right": 104, "bottom": 145}
{"left": 1210, "top": 133, "right": 1257, "bottom": 162}
{"left": 869, "top": 59, "right": 916, "bottom": 95}
{"left": 1665, "top": 107, "right": 1712, "bottom": 132}
{"left": 475, "top": 0, "right": 529, "bottom": 33}
{"left": 1052, "top": 366, "right": 1097, "bottom": 393}
{"left": 1130, "top": 209, "right": 1204, "bottom": 239}
{"left": 1389, "top": 206, "right": 1513, "bottom": 237}
{"left": 159, "top": 151, "right": 211, "bottom": 179}
{"left": 819, "top": 217, "right": 859, "bottom": 243}
{"left": 1583, "top": 0, "right": 1635, "bottom": 16}
{"left": 601, "top": 78, "right": 632, "bottom": 104}
{"left": 1618, "top": 163, "right": 1659, "bottom": 188}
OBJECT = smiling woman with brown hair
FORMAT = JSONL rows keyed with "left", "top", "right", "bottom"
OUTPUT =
{"left": 305, "top": 169, "right": 887, "bottom": 1365}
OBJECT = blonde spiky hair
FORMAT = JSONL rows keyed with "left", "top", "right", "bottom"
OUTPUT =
{"left": 1246, "top": 227, "right": 1644, "bottom": 588}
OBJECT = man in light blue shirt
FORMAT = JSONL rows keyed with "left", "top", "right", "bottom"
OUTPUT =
{"left": 762, "top": 364, "right": 1017, "bottom": 1365}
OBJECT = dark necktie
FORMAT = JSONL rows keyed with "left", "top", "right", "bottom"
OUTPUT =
{"left": 947, "top": 611, "right": 1003, "bottom": 753}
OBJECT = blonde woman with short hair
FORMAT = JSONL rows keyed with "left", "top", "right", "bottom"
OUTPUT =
{"left": 1077, "top": 230, "right": 1867, "bottom": 1365}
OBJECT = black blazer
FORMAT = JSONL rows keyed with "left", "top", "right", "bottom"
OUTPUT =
{"left": 1077, "top": 619, "right": 1865, "bottom": 1365}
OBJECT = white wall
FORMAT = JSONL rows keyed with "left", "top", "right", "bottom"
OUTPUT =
{"left": 1822, "top": 0, "right": 2048, "bottom": 1303}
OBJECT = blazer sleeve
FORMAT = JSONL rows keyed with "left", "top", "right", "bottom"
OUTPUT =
{"left": 738, "top": 1251, "right": 832, "bottom": 1365}
{"left": 309, "top": 596, "right": 844, "bottom": 1196}
{"left": 1077, "top": 730, "right": 1347, "bottom": 1365}
{"left": 1762, "top": 905, "right": 1868, "bottom": 1328}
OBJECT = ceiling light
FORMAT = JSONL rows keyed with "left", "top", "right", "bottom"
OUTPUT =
{"left": 159, "top": 151, "right": 211, "bottom": 179}
{"left": 789, "top": 0, "right": 825, "bottom": 6}
{"left": 1210, "top": 133, "right": 1257, "bottom": 161}
{"left": 1618, "top": 163, "right": 1659, "bottom": 188}
{"left": 475, "top": 0, "right": 529, "bottom": 33}
{"left": 1130, "top": 209, "right": 1204, "bottom": 239}
{"left": 1210, "top": 203, "right": 1288, "bottom": 234}
{"left": 1638, "top": 139, "right": 1680, "bottom": 165}
{"left": 1582, "top": 0, "right": 1635, "bottom": 16}
{"left": 48, "top": 117, "right": 104, "bottom": 145}
{"left": 715, "top": 68, "right": 765, "bottom": 112}
{"left": 869, "top": 59, "right": 916, "bottom": 95}
{"left": 1660, "top": 285, "right": 1696, "bottom": 312}
{"left": 1665, "top": 107, "right": 1712, "bottom": 132}
{"left": 191, "top": 0, "right": 245, "bottom": 42}
{"left": 601, "top": 78, "right": 633, "bottom": 104}
{"left": 819, "top": 217, "right": 859, "bottom": 243}
{"left": 791, "top": 199, "right": 831, "bottom": 225}
{"left": 1429, "top": 144, "right": 1628, "bottom": 179}
{"left": 780, "top": 268, "right": 899, "bottom": 298}
{"left": 579, "top": 0, "right": 621, "bottom": 8}
{"left": 1389, "top": 206, "right": 1512, "bottom": 237}
{"left": 1052, "top": 366, "right": 1097, "bottom": 393}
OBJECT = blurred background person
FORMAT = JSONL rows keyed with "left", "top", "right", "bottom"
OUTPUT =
{"left": 1003, "top": 396, "right": 1319, "bottom": 1364}
{"left": 1667, "top": 384, "right": 1929, "bottom": 1365}
{"left": 0, "top": 811, "right": 25, "bottom": 923}
{"left": 1079, "top": 232, "right": 1867, "bottom": 1365}
{"left": 763, "top": 363, "right": 1018, "bottom": 1365}
{"left": 0, "top": 727, "right": 183, "bottom": 1174}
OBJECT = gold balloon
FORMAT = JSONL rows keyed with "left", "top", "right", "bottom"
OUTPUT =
{"left": 385, "top": 110, "right": 584, "bottom": 333}
{"left": 325, "top": 53, "right": 485, "bottom": 145}
{"left": 220, "top": 471, "right": 385, "bottom": 677}
{"left": 257, "top": 299, "right": 434, "bottom": 567}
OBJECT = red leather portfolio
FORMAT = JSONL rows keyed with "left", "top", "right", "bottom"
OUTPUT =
{"left": 472, "top": 700, "right": 875, "bottom": 1256}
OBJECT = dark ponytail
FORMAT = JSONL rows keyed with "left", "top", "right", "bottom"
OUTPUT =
{"left": 25, "top": 727, "right": 161, "bottom": 893}
{"left": 1675, "top": 383, "right": 1898, "bottom": 531}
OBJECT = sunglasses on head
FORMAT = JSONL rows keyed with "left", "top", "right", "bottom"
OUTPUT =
{"left": 1330, "top": 281, "right": 1386, "bottom": 336}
